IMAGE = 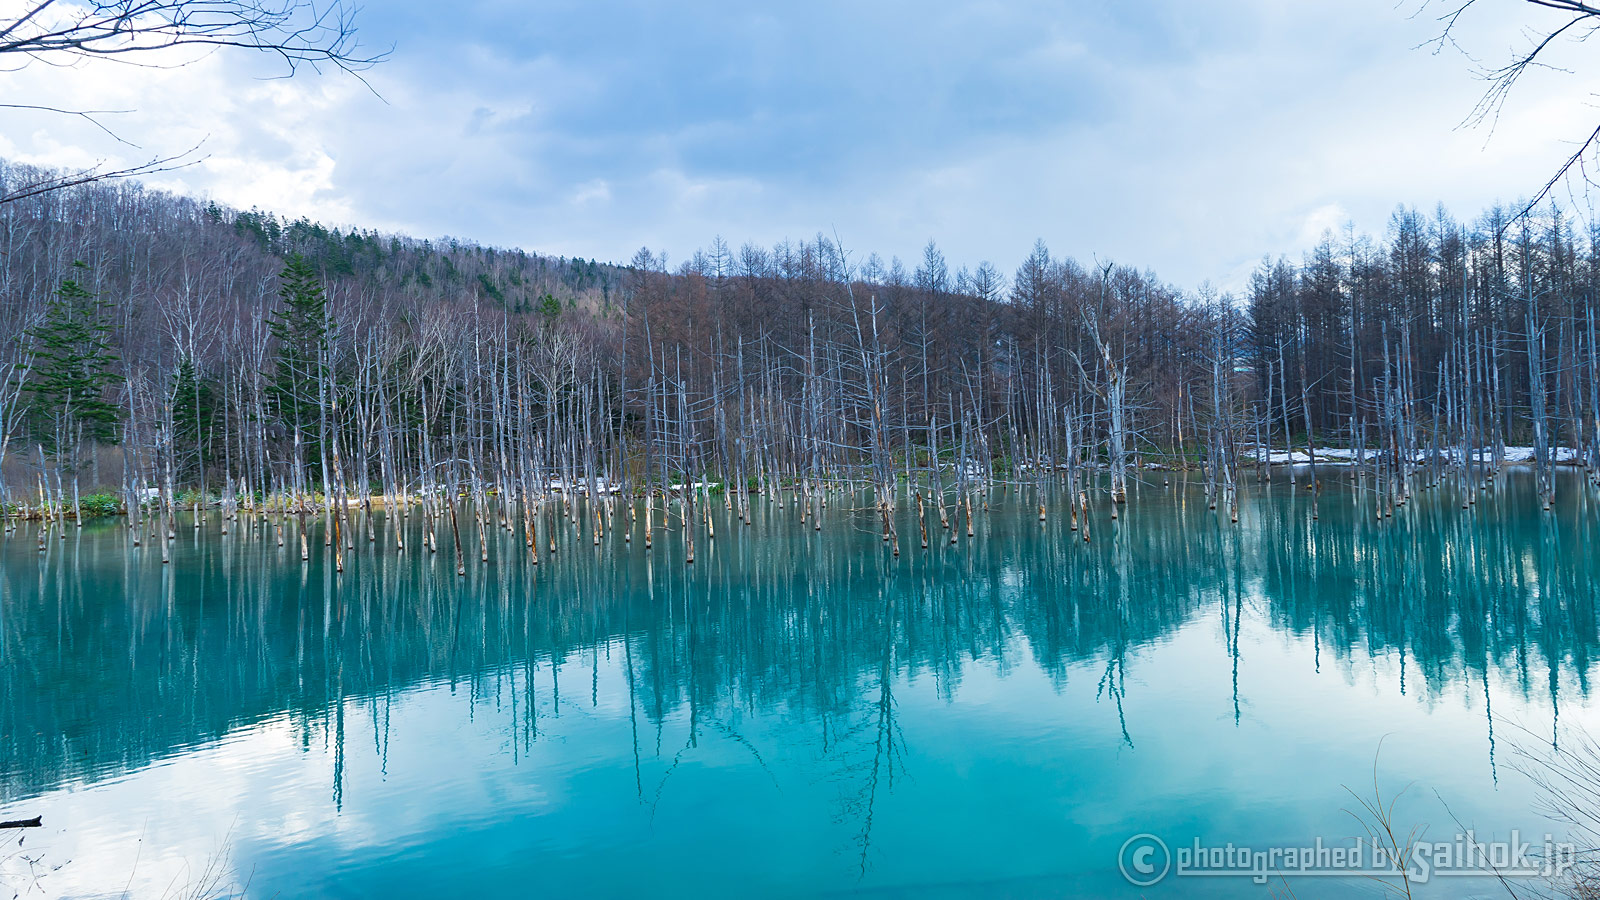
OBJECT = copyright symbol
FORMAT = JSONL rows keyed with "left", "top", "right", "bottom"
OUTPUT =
{"left": 1118, "top": 833, "right": 1171, "bottom": 887}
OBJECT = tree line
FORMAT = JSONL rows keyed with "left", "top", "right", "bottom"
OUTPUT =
{"left": 2, "top": 158, "right": 1597, "bottom": 529}
{"left": 1248, "top": 204, "right": 1600, "bottom": 507}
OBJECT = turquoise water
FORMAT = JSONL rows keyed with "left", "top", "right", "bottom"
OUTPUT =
{"left": 3, "top": 472, "right": 1600, "bottom": 898}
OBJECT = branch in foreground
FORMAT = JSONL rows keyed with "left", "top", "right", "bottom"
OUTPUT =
{"left": 0, "top": 1, "right": 390, "bottom": 76}
{"left": 0, "top": 146, "right": 204, "bottom": 205}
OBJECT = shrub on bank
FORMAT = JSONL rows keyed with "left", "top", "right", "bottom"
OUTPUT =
{"left": 78, "top": 492, "right": 124, "bottom": 517}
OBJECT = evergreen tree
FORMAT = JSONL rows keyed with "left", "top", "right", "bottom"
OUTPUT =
{"left": 268, "top": 253, "right": 328, "bottom": 453}
{"left": 25, "top": 270, "right": 123, "bottom": 462}
{"left": 171, "top": 355, "right": 218, "bottom": 480}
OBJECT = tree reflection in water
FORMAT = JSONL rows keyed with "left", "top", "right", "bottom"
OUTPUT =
{"left": 2, "top": 470, "right": 1598, "bottom": 872}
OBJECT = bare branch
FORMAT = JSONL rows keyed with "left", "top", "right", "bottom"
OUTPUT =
{"left": 1429, "top": 0, "right": 1600, "bottom": 226}
{"left": 0, "top": 1, "right": 390, "bottom": 75}
{"left": 0, "top": 1, "right": 385, "bottom": 203}
{"left": 0, "top": 102, "right": 139, "bottom": 146}
{"left": 0, "top": 143, "right": 204, "bottom": 205}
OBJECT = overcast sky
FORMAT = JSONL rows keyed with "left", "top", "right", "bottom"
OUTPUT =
{"left": 3, "top": 0, "right": 1596, "bottom": 291}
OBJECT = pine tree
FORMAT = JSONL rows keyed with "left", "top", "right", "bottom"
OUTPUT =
{"left": 171, "top": 355, "right": 218, "bottom": 480}
{"left": 268, "top": 253, "right": 328, "bottom": 459}
{"left": 25, "top": 271, "right": 123, "bottom": 462}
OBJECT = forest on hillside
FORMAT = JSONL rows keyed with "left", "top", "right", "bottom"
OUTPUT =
{"left": 2, "top": 158, "right": 1598, "bottom": 519}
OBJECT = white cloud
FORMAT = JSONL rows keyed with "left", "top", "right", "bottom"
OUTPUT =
{"left": 571, "top": 178, "right": 611, "bottom": 207}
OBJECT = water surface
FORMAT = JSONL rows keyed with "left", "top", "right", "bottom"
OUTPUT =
{"left": 3, "top": 472, "right": 1599, "bottom": 897}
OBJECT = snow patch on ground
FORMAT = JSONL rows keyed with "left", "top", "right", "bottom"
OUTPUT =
{"left": 1257, "top": 446, "right": 1585, "bottom": 466}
